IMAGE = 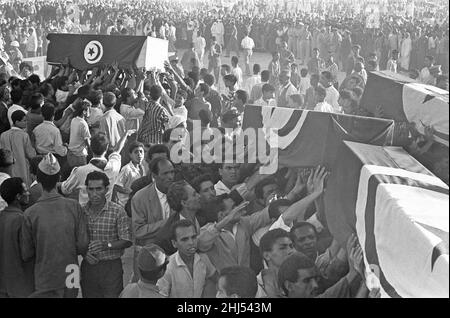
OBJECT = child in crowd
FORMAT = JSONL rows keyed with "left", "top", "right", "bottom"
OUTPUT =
{"left": 113, "top": 141, "right": 146, "bottom": 207}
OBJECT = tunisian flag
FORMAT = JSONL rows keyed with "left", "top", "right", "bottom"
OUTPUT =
{"left": 361, "top": 71, "right": 449, "bottom": 147}
{"left": 326, "top": 141, "right": 448, "bottom": 298}
{"left": 242, "top": 105, "right": 397, "bottom": 168}
{"left": 46, "top": 34, "right": 168, "bottom": 71}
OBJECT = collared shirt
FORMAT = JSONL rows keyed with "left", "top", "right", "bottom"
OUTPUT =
{"left": 61, "top": 153, "right": 122, "bottom": 205}
{"left": 157, "top": 251, "right": 216, "bottom": 298}
{"left": 99, "top": 109, "right": 126, "bottom": 148}
{"left": 115, "top": 161, "right": 145, "bottom": 207}
{"left": 83, "top": 200, "right": 131, "bottom": 261}
{"left": 254, "top": 98, "right": 277, "bottom": 107}
{"left": 120, "top": 103, "right": 145, "bottom": 131}
{"left": 120, "top": 280, "right": 166, "bottom": 298}
{"left": 244, "top": 75, "right": 261, "bottom": 94}
{"left": 33, "top": 120, "right": 67, "bottom": 156}
{"left": 232, "top": 66, "right": 244, "bottom": 89}
{"left": 241, "top": 36, "right": 255, "bottom": 50}
{"left": 138, "top": 100, "right": 170, "bottom": 145}
{"left": 277, "top": 82, "right": 297, "bottom": 107}
{"left": 155, "top": 185, "right": 171, "bottom": 220}
{"left": 324, "top": 85, "right": 341, "bottom": 112}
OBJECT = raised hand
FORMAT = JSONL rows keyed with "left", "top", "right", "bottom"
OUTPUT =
{"left": 346, "top": 233, "right": 364, "bottom": 277}
{"left": 307, "top": 165, "right": 328, "bottom": 196}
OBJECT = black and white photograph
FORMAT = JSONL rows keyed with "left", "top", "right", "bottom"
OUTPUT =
{"left": 0, "top": 0, "right": 448, "bottom": 299}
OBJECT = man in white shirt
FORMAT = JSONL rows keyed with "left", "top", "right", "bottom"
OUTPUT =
{"left": 277, "top": 70, "right": 298, "bottom": 108}
{"left": 193, "top": 31, "right": 206, "bottom": 68}
{"left": 60, "top": 131, "right": 132, "bottom": 205}
{"left": 320, "top": 71, "right": 340, "bottom": 113}
{"left": 241, "top": 32, "right": 255, "bottom": 76}
{"left": 7, "top": 89, "right": 27, "bottom": 127}
{"left": 211, "top": 19, "right": 225, "bottom": 47}
{"left": 419, "top": 55, "right": 436, "bottom": 85}
{"left": 314, "top": 85, "right": 336, "bottom": 113}
{"left": 243, "top": 64, "right": 261, "bottom": 95}
{"left": 255, "top": 84, "right": 277, "bottom": 107}
{"left": 99, "top": 92, "right": 126, "bottom": 149}
{"left": 386, "top": 49, "right": 399, "bottom": 73}
{"left": 231, "top": 56, "right": 243, "bottom": 89}
{"left": 33, "top": 104, "right": 67, "bottom": 157}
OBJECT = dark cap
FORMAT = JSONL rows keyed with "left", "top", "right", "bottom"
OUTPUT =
{"left": 137, "top": 244, "right": 167, "bottom": 272}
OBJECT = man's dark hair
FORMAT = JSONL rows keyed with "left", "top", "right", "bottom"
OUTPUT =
{"left": 198, "top": 83, "right": 210, "bottom": 96}
{"left": 36, "top": 169, "right": 60, "bottom": 192}
{"left": 221, "top": 64, "right": 231, "bottom": 73}
{"left": 146, "top": 144, "right": 170, "bottom": 163}
{"left": 88, "top": 90, "right": 103, "bottom": 105}
{"left": 128, "top": 141, "right": 144, "bottom": 154}
{"left": 0, "top": 177, "right": 25, "bottom": 204}
{"left": 0, "top": 149, "right": 13, "bottom": 168}
{"left": 10, "top": 88, "right": 22, "bottom": 104}
{"left": 171, "top": 219, "right": 196, "bottom": 241}
{"left": 203, "top": 74, "right": 215, "bottom": 87}
{"left": 73, "top": 99, "right": 91, "bottom": 117}
{"left": 262, "top": 83, "right": 275, "bottom": 93}
{"left": 11, "top": 110, "right": 26, "bottom": 125}
{"left": 300, "top": 68, "right": 308, "bottom": 77}
{"left": 235, "top": 90, "right": 248, "bottom": 104}
{"left": 55, "top": 76, "right": 68, "bottom": 90}
{"left": 41, "top": 103, "right": 55, "bottom": 121}
{"left": 19, "top": 62, "right": 33, "bottom": 73}
{"left": 278, "top": 252, "right": 316, "bottom": 296}
{"left": 259, "top": 228, "right": 291, "bottom": 255}
{"left": 39, "top": 83, "right": 53, "bottom": 97}
{"left": 149, "top": 85, "right": 162, "bottom": 101}
{"left": 255, "top": 177, "right": 277, "bottom": 199}
{"left": 149, "top": 157, "right": 173, "bottom": 176}
{"left": 85, "top": 170, "right": 110, "bottom": 187}
{"left": 103, "top": 92, "right": 117, "bottom": 108}
{"left": 219, "top": 266, "right": 258, "bottom": 298}
{"left": 253, "top": 64, "right": 261, "bottom": 74}
{"left": 261, "top": 70, "right": 270, "bottom": 82}
{"left": 191, "top": 174, "right": 214, "bottom": 193}
{"left": 28, "top": 74, "right": 40, "bottom": 87}
{"left": 167, "top": 180, "right": 188, "bottom": 212}
{"left": 223, "top": 74, "right": 237, "bottom": 85}
{"left": 77, "top": 85, "right": 92, "bottom": 99}
{"left": 290, "top": 221, "right": 318, "bottom": 240}
{"left": 90, "top": 132, "right": 110, "bottom": 156}
{"left": 29, "top": 92, "right": 44, "bottom": 110}
{"left": 231, "top": 56, "right": 239, "bottom": 65}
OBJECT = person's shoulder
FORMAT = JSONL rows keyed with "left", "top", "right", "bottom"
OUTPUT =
{"left": 134, "top": 182, "right": 154, "bottom": 198}
{"left": 120, "top": 283, "right": 139, "bottom": 298}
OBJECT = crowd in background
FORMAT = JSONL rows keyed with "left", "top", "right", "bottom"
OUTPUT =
{"left": 0, "top": 0, "right": 448, "bottom": 299}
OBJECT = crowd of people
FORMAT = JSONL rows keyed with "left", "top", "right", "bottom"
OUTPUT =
{"left": 0, "top": 0, "right": 448, "bottom": 298}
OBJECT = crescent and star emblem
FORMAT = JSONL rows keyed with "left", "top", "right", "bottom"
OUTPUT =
{"left": 84, "top": 40, "right": 103, "bottom": 64}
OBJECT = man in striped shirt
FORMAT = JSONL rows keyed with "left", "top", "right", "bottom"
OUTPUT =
{"left": 138, "top": 86, "right": 170, "bottom": 146}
